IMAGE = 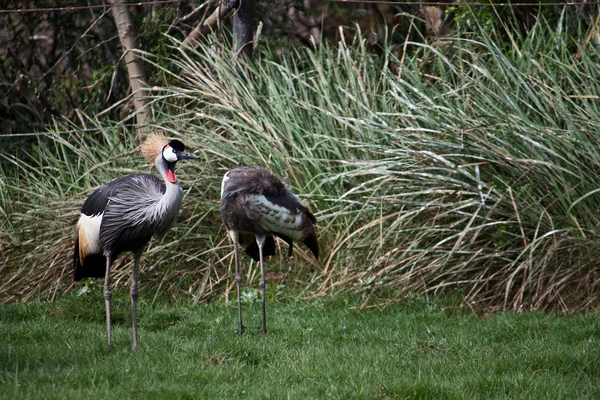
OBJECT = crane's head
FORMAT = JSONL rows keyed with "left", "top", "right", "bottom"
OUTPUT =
{"left": 161, "top": 139, "right": 198, "bottom": 162}
{"left": 142, "top": 131, "right": 198, "bottom": 183}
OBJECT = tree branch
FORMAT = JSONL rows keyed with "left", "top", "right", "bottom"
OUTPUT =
{"left": 233, "top": 0, "right": 255, "bottom": 62}
{"left": 182, "top": 2, "right": 233, "bottom": 48}
{"left": 110, "top": 0, "right": 151, "bottom": 135}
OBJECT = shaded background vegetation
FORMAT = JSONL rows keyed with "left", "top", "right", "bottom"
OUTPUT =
{"left": 4, "top": 0, "right": 596, "bottom": 135}
{"left": 2, "top": 0, "right": 600, "bottom": 312}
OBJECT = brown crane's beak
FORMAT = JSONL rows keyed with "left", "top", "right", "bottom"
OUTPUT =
{"left": 177, "top": 151, "right": 199, "bottom": 160}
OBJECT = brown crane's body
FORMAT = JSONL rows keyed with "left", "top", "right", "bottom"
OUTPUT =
{"left": 72, "top": 132, "right": 197, "bottom": 350}
{"left": 220, "top": 167, "right": 318, "bottom": 334}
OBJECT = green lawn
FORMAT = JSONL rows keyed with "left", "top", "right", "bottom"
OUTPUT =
{"left": 1, "top": 290, "right": 598, "bottom": 399}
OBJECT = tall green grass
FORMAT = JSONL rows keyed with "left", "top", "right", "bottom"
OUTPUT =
{"left": 2, "top": 20, "right": 600, "bottom": 311}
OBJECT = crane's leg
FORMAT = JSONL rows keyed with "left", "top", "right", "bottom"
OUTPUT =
{"left": 131, "top": 250, "right": 142, "bottom": 351}
{"left": 104, "top": 255, "right": 113, "bottom": 349}
{"left": 256, "top": 234, "right": 267, "bottom": 335}
{"left": 230, "top": 230, "right": 244, "bottom": 335}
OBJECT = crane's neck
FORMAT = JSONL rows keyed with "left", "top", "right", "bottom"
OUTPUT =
{"left": 155, "top": 156, "right": 182, "bottom": 193}
{"left": 152, "top": 155, "right": 184, "bottom": 223}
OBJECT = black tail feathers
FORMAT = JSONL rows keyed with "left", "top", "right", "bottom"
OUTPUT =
{"left": 303, "top": 231, "right": 319, "bottom": 260}
{"left": 240, "top": 231, "right": 318, "bottom": 261}
{"left": 73, "top": 235, "right": 107, "bottom": 281}
{"left": 241, "top": 234, "right": 276, "bottom": 261}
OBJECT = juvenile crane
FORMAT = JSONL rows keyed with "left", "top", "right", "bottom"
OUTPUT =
{"left": 220, "top": 167, "right": 319, "bottom": 335}
{"left": 73, "top": 131, "right": 197, "bottom": 350}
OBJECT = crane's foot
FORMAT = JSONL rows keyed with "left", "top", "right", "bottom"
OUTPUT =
{"left": 235, "top": 325, "right": 245, "bottom": 336}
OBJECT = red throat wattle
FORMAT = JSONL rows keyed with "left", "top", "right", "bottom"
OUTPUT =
{"left": 166, "top": 168, "right": 177, "bottom": 183}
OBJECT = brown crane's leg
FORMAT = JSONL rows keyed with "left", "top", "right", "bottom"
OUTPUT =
{"left": 104, "top": 255, "right": 113, "bottom": 349}
{"left": 131, "top": 250, "right": 142, "bottom": 351}
{"left": 256, "top": 234, "right": 267, "bottom": 335}
{"left": 230, "top": 230, "right": 244, "bottom": 335}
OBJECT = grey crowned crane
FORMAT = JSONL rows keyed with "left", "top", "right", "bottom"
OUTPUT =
{"left": 73, "top": 131, "right": 197, "bottom": 350}
{"left": 220, "top": 167, "right": 319, "bottom": 335}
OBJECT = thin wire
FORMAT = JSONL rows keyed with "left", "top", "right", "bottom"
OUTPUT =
{"left": 0, "top": 0, "right": 598, "bottom": 12}
{"left": 0, "top": 0, "right": 181, "bottom": 13}
{"left": 0, "top": 132, "right": 48, "bottom": 137}
{"left": 0, "top": 128, "right": 105, "bottom": 138}
{"left": 326, "top": 0, "right": 600, "bottom": 6}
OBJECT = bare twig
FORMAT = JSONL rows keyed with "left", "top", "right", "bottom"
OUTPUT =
{"left": 182, "top": 2, "right": 233, "bottom": 48}
{"left": 110, "top": 0, "right": 151, "bottom": 135}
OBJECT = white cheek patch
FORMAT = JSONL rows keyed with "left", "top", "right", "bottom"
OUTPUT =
{"left": 162, "top": 145, "right": 178, "bottom": 162}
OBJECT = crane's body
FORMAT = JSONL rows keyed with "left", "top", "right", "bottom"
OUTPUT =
{"left": 73, "top": 132, "right": 197, "bottom": 350}
{"left": 74, "top": 173, "right": 182, "bottom": 280}
{"left": 220, "top": 167, "right": 318, "bottom": 334}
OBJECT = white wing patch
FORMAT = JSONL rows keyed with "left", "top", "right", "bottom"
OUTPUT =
{"left": 221, "top": 172, "right": 231, "bottom": 198}
{"left": 250, "top": 194, "right": 304, "bottom": 240}
{"left": 77, "top": 213, "right": 102, "bottom": 260}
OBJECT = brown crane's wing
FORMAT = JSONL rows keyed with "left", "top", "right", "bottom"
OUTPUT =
{"left": 256, "top": 193, "right": 319, "bottom": 260}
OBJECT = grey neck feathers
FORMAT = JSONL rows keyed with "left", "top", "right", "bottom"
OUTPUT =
{"left": 153, "top": 154, "right": 183, "bottom": 219}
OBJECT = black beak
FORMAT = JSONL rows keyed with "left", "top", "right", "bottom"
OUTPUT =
{"left": 177, "top": 151, "right": 198, "bottom": 160}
